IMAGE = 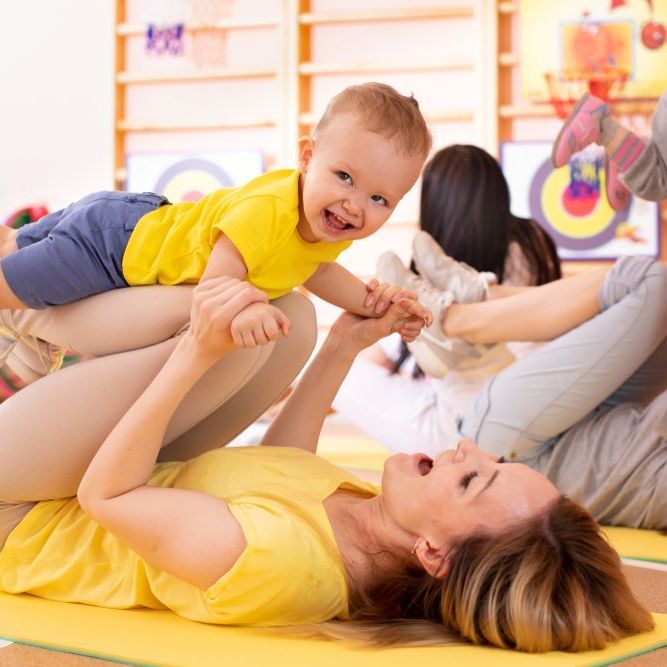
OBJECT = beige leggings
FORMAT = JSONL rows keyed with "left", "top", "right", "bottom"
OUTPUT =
{"left": 0, "top": 286, "right": 316, "bottom": 547}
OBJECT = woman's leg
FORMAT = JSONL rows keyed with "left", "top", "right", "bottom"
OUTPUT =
{"left": 459, "top": 256, "right": 667, "bottom": 460}
{"left": 534, "top": 391, "right": 667, "bottom": 529}
{"left": 158, "top": 291, "right": 317, "bottom": 461}
{"left": 1, "top": 284, "right": 194, "bottom": 356}
{"left": 444, "top": 267, "right": 608, "bottom": 344}
{"left": 0, "top": 502, "right": 35, "bottom": 550}
{"left": 621, "top": 90, "right": 667, "bottom": 202}
{"left": 0, "top": 289, "right": 315, "bottom": 501}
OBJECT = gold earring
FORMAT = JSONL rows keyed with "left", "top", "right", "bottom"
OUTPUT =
{"left": 411, "top": 541, "right": 419, "bottom": 555}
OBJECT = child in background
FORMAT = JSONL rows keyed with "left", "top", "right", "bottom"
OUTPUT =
{"left": 552, "top": 90, "right": 667, "bottom": 211}
{"left": 0, "top": 83, "right": 432, "bottom": 358}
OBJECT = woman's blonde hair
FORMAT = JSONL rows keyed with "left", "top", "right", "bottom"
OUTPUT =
{"left": 313, "top": 82, "right": 432, "bottom": 158}
{"left": 313, "top": 496, "right": 654, "bottom": 651}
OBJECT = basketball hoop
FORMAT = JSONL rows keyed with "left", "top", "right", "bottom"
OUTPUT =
{"left": 187, "top": 0, "right": 235, "bottom": 68}
{"left": 544, "top": 69, "right": 629, "bottom": 119}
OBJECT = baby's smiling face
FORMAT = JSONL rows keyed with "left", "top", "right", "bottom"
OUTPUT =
{"left": 297, "top": 112, "right": 425, "bottom": 244}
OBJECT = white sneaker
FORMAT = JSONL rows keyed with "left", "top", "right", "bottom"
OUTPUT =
{"left": 376, "top": 251, "right": 454, "bottom": 321}
{"left": 376, "top": 251, "right": 484, "bottom": 377}
{"left": 412, "top": 231, "right": 496, "bottom": 302}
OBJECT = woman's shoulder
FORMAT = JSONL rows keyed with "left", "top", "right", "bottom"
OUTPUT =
{"left": 194, "top": 447, "right": 359, "bottom": 625}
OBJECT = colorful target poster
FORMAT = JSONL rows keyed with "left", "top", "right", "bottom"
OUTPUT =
{"left": 500, "top": 141, "right": 659, "bottom": 260}
{"left": 126, "top": 151, "right": 265, "bottom": 202}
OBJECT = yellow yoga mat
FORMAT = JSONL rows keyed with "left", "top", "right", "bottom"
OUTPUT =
{"left": 0, "top": 593, "right": 665, "bottom": 667}
{"left": 318, "top": 436, "right": 667, "bottom": 564}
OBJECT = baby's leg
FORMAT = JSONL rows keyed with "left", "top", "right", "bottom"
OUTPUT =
{"left": 0, "top": 192, "right": 165, "bottom": 311}
{"left": 0, "top": 263, "right": 26, "bottom": 309}
{"left": 0, "top": 209, "right": 67, "bottom": 310}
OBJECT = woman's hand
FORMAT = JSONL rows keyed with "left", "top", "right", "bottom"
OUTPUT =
{"left": 187, "top": 277, "right": 269, "bottom": 358}
{"left": 329, "top": 298, "right": 427, "bottom": 355}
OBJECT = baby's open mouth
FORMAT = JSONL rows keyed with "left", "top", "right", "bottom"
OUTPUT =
{"left": 323, "top": 209, "right": 353, "bottom": 231}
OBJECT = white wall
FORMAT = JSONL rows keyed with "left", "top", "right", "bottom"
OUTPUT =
{"left": 0, "top": 0, "right": 115, "bottom": 215}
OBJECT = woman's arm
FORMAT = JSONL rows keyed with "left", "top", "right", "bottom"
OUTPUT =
{"left": 260, "top": 300, "right": 426, "bottom": 453}
{"left": 77, "top": 278, "right": 270, "bottom": 590}
{"left": 444, "top": 267, "right": 610, "bottom": 344}
{"left": 361, "top": 342, "right": 396, "bottom": 371}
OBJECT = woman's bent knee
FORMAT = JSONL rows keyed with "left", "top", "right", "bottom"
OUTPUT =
{"left": 600, "top": 256, "right": 667, "bottom": 312}
{"left": 272, "top": 291, "right": 317, "bottom": 357}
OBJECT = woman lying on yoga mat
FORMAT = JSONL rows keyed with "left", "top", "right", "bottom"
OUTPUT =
{"left": 0, "top": 264, "right": 657, "bottom": 651}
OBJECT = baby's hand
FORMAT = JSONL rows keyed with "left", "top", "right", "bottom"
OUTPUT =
{"left": 365, "top": 278, "right": 432, "bottom": 335}
{"left": 365, "top": 278, "right": 414, "bottom": 316}
{"left": 394, "top": 297, "right": 432, "bottom": 342}
{"left": 230, "top": 302, "right": 291, "bottom": 348}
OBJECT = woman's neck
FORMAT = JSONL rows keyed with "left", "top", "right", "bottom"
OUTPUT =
{"left": 324, "top": 490, "right": 409, "bottom": 597}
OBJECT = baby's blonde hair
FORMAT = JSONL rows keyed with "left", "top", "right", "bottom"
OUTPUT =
{"left": 313, "top": 82, "right": 432, "bottom": 158}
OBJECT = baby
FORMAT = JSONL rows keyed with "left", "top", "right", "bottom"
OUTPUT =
{"left": 0, "top": 83, "right": 433, "bottom": 351}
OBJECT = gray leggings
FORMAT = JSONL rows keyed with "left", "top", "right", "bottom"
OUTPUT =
{"left": 622, "top": 90, "right": 667, "bottom": 201}
{"left": 461, "top": 256, "right": 667, "bottom": 528}
{"left": 0, "top": 287, "right": 316, "bottom": 546}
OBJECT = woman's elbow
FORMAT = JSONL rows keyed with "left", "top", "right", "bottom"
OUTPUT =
{"left": 76, "top": 482, "right": 103, "bottom": 517}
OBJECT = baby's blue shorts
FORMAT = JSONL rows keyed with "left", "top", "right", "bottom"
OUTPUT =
{"left": 1, "top": 191, "right": 169, "bottom": 309}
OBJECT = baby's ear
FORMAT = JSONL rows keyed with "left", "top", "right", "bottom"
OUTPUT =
{"left": 298, "top": 135, "right": 314, "bottom": 171}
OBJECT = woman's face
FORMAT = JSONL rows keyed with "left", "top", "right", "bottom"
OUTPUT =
{"left": 381, "top": 438, "right": 559, "bottom": 549}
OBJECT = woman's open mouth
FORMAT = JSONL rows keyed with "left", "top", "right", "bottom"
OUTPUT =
{"left": 416, "top": 455, "right": 433, "bottom": 476}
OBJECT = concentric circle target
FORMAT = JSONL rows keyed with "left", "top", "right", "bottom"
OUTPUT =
{"left": 153, "top": 159, "right": 234, "bottom": 202}
{"left": 528, "top": 158, "right": 626, "bottom": 250}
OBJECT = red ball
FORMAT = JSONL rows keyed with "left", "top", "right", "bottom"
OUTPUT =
{"left": 641, "top": 21, "right": 666, "bottom": 50}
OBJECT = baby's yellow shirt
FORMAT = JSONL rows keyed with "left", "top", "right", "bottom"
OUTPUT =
{"left": 0, "top": 447, "right": 378, "bottom": 626}
{"left": 122, "top": 169, "right": 351, "bottom": 299}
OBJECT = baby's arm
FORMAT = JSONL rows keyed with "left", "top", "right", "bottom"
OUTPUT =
{"left": 203, "top": 236, "right": 292, "bottom": 347}
{"left": 304, "top": 262, "right": 384, "bottom": 317}
{"left": 201, "top": 234, "right": 248, "bottom": 283}
{"left": 304, "top": 262, "right": 431, "bottom": 332}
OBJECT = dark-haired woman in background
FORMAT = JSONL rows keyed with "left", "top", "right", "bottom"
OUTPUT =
{"left": 419, "top": 144, "right": 561, "bottom": 287}
{"left": 334, "top": 145, "right": 562, "bottom": 456}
